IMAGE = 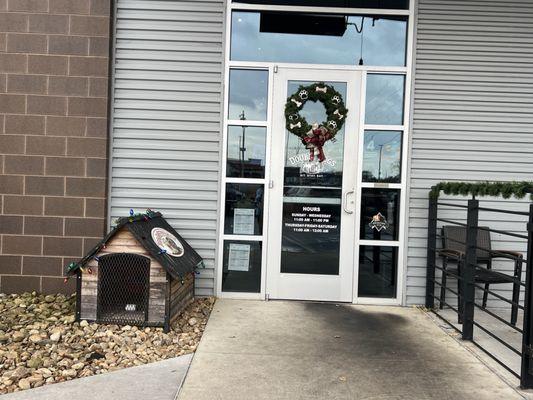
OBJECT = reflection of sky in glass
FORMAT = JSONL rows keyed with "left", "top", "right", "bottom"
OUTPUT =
{"left": 363, "top": 131, "right": 401, "bottom": 182}
{"left": 231, "top": 12, "right": 407, "bottom": 66}
{"left": 233, "top": 0, "right": 409, "bottom": 8}
{"left": 228, "top": 69, "right": 268, "bottom": 121}
{"left": 227, "top": 126, "right": 267, "bottom": 171}
{"left": 365, "top": 74, "right": 405, "bottom": 125}
{"left": 285, "top": 81, "right": 346, "bottom": 176}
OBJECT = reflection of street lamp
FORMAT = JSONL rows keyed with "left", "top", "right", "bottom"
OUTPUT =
{"left": 375, "top": 135, "right": 396, "bottom": 181}
{"left": 377, "top": 144, "right": 383, "bottom": 180}
{"left": 239, "top": 110, "right": 246, "bottom": 177}
{"left": 346, "top": 17, "right": 378, "bottom": 66}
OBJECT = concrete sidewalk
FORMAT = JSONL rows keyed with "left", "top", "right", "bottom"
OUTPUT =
{"left": 178, "top": 300, "right": 524, "bottom": 400}
{"left": 1, "top": 353, "right": 193, "bottom": 400}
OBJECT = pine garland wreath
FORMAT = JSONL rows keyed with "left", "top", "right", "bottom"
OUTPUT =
{"left": 285, "top": 82, "right": 348, "bottom": 163}
{"left": 429, "top": 181, "right": 533, "bottom": 200}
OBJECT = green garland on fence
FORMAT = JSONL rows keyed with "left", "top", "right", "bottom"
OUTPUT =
{"left": 429, "top": 181, "right": 533, "bottom": 200}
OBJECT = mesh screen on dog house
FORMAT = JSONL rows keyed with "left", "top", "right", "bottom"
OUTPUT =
{"left": 97, "top": 253, "right": 151, "bottom": 325}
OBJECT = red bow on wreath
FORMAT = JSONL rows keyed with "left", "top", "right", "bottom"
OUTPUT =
{"left": 302, "top": 123, "right": 333, "bottom": 163}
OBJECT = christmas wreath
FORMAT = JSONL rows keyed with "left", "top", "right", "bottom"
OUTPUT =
{"left": 285, "top": 82, "right": 348, "bottom": 163}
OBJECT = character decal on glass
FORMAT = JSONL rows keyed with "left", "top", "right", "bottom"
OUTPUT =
{"left": 369, "top": 212, "right": 389, "bottom": 232}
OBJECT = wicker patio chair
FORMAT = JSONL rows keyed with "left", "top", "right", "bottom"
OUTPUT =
{"left": 438, "top": 225, "right": 523, "bottom": 326}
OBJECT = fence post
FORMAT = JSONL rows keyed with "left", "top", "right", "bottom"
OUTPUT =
{"left": 462, "top": 199, "right": 478, "bottom": 340}
{"left": 425, "top": 196, "right": 438, "bottom": 309}
{"left": 520, "top": 204, "right": 533, "bottom": 389}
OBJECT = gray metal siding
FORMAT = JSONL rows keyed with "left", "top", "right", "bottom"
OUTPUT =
{"left": 110, "top": 0, "right": 225, "bottom": 296}
{"left": 407, "top": 0, "right": 533, "bottom": 305}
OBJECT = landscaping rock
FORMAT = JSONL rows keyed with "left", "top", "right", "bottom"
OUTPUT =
{"left": 44, "top": 295, "right": 55, "bottom": 303}
{"left": 8, "top": 367, "right": 29, "bottom": 381}
{"left": 0, "top": 293, "right": 214, "bottom": 394}
{"left": 28, "top": 334, "right": 44, "bottom": 344}
{"left": 27, "top": 357, "right": 43, "bottom": 369}
{"left": 61, "top": 369, "right": 77, "bottom": 378}
{"left": 11, "top": 332, "right": 25, "bottom": 342}
{"left": 50, "top": 331, "right": 61, "bottom": 342}
{"left": 72, "top": 362, "right": 84, "bottom": 370}
{"left": 17, "top": 379, "right": 30, "bottom": 390}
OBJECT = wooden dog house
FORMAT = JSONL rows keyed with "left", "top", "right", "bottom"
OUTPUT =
{"left": 66, "top": 210, "right": 203, "bottom": 332}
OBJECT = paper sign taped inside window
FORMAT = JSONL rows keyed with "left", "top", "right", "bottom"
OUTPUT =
{"left": 228, "top": 243, "right": 251, "bottom": 271}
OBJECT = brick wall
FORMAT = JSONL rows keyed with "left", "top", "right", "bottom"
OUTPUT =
{"left": 0, "top": 0, "right": 111, "bottom": 294}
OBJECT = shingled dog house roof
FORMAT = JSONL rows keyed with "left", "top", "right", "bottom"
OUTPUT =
{"left": 66, "top": 210, "right": 203, "bottom": 280}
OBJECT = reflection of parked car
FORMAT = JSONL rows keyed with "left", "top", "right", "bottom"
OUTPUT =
{"left": 227, "top": 158, "right": 264, "bottom": 179}
{"left": 282, "top": 231, "right": 339, "bottom": 253}
{"left": 362, "top": 170, "right": 400, "bottom": 183}
{"left": 225, "top": 185, "right": 264, "bottom": 233}
{"left": 284, "top": 166, "right": 343, "bottom": 187}
{"left": 284, "top": 186, "right": 342, "bottom": 202}
{"left": 255, "top": 186, "right": 263, "bottom": 220}
{"left": 226, "top": 185, "right": 246, "bottom": 203}
{"left": 285, "top": 186, "right": 313, "bottom": 197}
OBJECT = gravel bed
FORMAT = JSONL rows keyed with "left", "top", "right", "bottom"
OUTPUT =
{"left": 0, "top": 292, "right": 214, "bottom": 394}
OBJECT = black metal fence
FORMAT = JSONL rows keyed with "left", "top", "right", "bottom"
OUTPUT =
{"left": 425, "top": 196, "right": 533, "bottom": 388}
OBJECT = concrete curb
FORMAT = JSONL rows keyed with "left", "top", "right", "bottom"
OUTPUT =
{"left": 0, "top": 353, "right": 194, "bottom": 400}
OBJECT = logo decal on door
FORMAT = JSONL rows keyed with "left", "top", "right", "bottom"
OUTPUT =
{"left": 369, "top": 212, "right": 389, "bottom": 232}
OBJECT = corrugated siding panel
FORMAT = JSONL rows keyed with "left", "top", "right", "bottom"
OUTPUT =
{"left": 407, "top": 0, "right": 533, "bottom": 305}
{"left": 110, "top": 0, "right": 225, "bottom": 296}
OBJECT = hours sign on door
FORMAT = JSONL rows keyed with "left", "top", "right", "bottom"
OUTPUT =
{"left": 284, "top": 205, "right": 338, "bottom": 234}
{"left": 281, "top": 202, "right": 341, "bottom": 275}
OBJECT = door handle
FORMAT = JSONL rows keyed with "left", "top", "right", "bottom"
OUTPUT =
{"left": 343, "top": 189, "right": 355, "bottom": 214}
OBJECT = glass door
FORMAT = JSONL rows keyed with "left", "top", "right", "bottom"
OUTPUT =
{"left": 266, "top": 68, "right": 360, "bottom": 302}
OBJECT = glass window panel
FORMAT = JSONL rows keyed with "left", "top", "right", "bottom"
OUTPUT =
{"left": 362, "top": 131, "right": 402, "bottom": 183}
{"left": 360, "top": 188, "right": 400, "bottom": 241}
{"left": 284, "top": 81, "right": 346, "bottom": 188}
{"left": 281, "top": 195, "right": 342, "bottom": 275}
{"left": 233, "top": 0, "right": 409, "bottom": 9}
{"left": 281, "top": 80, "right": 346, "bottom": 275}
{"left": 222, "top": 240, "right": 262, "bottom": 292}
{"left": 365, "top": 74, "right": 405, "bottom": 125}
{"left": 227, "top": 126, "right": 267, "bottom": 178}
{"left": 228, "top": 69, "right": 268, "bottom": 121}
{"left": 358, "top": 245, "right": 398, "bottom": 298}
{"left": 231, "top": 12, "right": 407, "bottom": 66}
{"left": 224, "top": 183, "right": 264, "bottom": 235}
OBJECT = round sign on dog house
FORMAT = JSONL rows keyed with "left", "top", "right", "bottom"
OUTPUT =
{"left": 151, "top": 227, "right": 184, "bottom": 257}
